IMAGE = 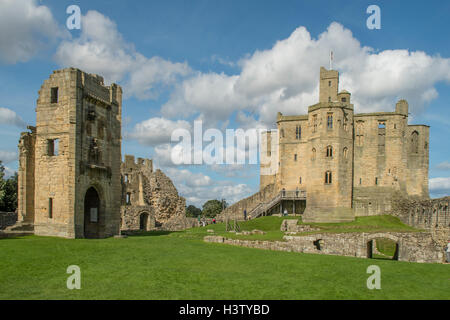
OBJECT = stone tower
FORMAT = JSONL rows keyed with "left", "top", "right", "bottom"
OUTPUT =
{"left": 302, "top": 67, "right": 355, "bottom": 222}
{"left": 17, "top": 68, "right": 122, "bottom": 238}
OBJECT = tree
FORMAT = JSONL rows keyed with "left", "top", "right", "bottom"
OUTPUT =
{"left": 202, "top": 199, "right": 227, "bottom": 218}
{"left": 3, "top": 172, "right": 18, "bottom": 212}
{"left": 186, "top": 205, "right": 202, "bottom": 218}
{"left": 0, "top": 161, "right": 18, "bottom": 212}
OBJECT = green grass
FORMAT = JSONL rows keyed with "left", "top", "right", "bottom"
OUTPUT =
{"left": 305, "top": 215, "right": 420, "bottom": 234}
{"left": 376, "top": 238, "right": 397, "bottom": 257}
{"left": 187, "top": 215, "right": 421, "bottom": 242}
{"left": 0, "top": 224, "right": 448, "bottom": 300}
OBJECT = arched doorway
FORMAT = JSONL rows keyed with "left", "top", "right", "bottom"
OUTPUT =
{"left": 367, "top": 237, "right": 399, "bottom": 260}
{"left": 139, "top": 212, "right": 149, "bottom": 231}
{"left": 84, "top": 187, "right": 100, "bottom": 238}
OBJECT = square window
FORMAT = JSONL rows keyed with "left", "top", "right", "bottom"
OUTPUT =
{"left": 47, "top": 139, "right": 59, "bottom": 156}
{"left": 51, "top": 87, "right": 58, "bottom": 103}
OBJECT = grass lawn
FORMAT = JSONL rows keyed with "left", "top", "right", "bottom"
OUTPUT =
{"left": 376, "top": 238, "right": 397, "bottom": 257}
{"left": 191, "top": 215, "right": 422, "bottom": 242}
{"left": 0, "top": 220, "right": 449, "bottom": 300}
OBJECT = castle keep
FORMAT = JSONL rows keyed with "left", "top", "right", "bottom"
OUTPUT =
{"left": 222, "top": 67, "right": 430, "bottom": 222}
{"left": 14, "top": 68, "right": 185, "bottom": 238}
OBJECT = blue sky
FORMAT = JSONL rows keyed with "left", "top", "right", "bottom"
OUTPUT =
{"left": 0, "top": 0, "right": 449, "bottom": 205}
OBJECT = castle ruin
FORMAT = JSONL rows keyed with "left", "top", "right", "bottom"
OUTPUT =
{"left": 12, "top": 68, "right": 186, "bottom": 238}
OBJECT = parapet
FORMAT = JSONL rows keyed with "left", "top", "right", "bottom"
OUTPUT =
{"left": 395, "top": 99, "right": 409, "bottom": 116}
{"left": 124, "top": 155, "right": 135, "bottom": 167}
{"left": 122, "top": 155, "right": 153, "bottom": 172}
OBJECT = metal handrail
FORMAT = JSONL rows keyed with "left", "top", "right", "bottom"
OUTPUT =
{"left": 248, "top": 190, "right": 307, "bottom": 219}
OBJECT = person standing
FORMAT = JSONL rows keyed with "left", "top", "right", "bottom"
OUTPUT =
{"left": 446, "top": 241, "right": 450, "bottom": 263}
{"left": 244, "top": 209, "right": 247, "bottom": 221}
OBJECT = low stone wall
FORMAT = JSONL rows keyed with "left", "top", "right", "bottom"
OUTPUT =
{"left": 204, "top": 231, "right": 446, "bottom": 263}
{"left": 280, "top": 219, "right": 319, "bottom": 232}
{"left": 161, "top": 216, "right": 199, "bottom": 231}
{"left": 0, "top": 212, "right": 17, "bottom": 230}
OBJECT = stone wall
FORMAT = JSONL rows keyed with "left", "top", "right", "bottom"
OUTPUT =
{"left": 204, "top": 230, "right": 445, "bottom": 263}
{"left": 162, "top": 216, "right": 199, "bottom": 231}
{"left": 121, "top": 155, "right": 186, "bottom": 231}
{"left": 0, "top": 212, "right": 17, "bottom": 230}
{"left": 392, "top": 194, "right": 450, "bottom": 230}
{"left": 16, "top": 68, "right": 122, "bottom": 239}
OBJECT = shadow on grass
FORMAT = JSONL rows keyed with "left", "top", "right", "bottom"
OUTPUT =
{"left": 123, "top": 230, "right": 179, "bottom": 237}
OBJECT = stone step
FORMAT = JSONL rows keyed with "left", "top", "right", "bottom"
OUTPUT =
{"left": 5, "top": 222, "right": 34, "bottom": 232}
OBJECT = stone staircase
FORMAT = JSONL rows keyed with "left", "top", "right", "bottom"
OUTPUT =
{"left": 0, "top": 222, "right": 34, "bottom": 238}
{"left": 247, "top": 193, "right": 282, "bottom": 219}
{"left": 247, "top": 190, "right": 307, "bottom": 220}
{"left": 217, "top": 184, "right": 306, "bottom": 221}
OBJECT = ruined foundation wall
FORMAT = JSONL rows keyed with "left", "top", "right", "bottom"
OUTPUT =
{"left": 205, "top": 230, "right": 445, "bottom": 263}
{"left": 392, "top": 195, "right": 450, "bottom": 230}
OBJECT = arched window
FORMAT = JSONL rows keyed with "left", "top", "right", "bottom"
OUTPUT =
{"left": 280, "top": 129, "right": 285, "bottom": 138}
{"left": 326, "top": 145, "right": 333, "bottom": 158}
{"left": 411, "top": 131, "right": 419, "bottom": 153}
{"left": 296, "top": 125, "right": 301, "bottom": 139}
{"left": 327, "top": 114, "right": 333, "bottom": 129}
{"left": 311, "top": 148, "right": 316, "bottom": 161}
{"left": 343, "top": 147, "right": 348, "bottom": 159}
{"left": 325, "top": 171, "right": 332, "bottom": 184}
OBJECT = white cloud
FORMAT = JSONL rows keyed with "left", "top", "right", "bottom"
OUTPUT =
{"left": 436, "top": 162, "right": 450, "bottom": 171}
{"left": 0, "top": 150, "right": 18, "bottom": 164}
{"left": 160, "top": 22, "right": 450, "bottom": 126}
{"left": 129, "top": 117, "right": 191, "bottom": 146}
{"left": 0, "top": 0, "right": 64, "bottom": 64}
{"left": 54, "top": 10, "right": 191, "bottom": 99}
{"left": 163, "top": 166, "right": 255, "bottom": 207}
{"left": 166, "top": 168, "right": 212, "bottom": 188}
{"left": 162, "top": 72, "right": 244, "bottom": 122}
{"left": 0, "top": 107, "right": 26, "bottom": 127}
{"left": 208, "top": 164, "right": 256, "bottom": 178}
{"left": 429, "top": 177, "right": 450, "bottom": 198}
{"left": 3, "top": 166, "right": 16, "bottom": 178}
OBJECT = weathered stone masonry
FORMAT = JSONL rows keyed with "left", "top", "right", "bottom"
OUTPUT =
{"left": 393, "top": 195, "right": 450, "bottom": 230}
{"left": 120, "top": 155, "right": 186, "bottom": 232}
{"left": 205, "top": 230, "right": 445, "bottom": 263}
{"left": 0, "top": 212, "right": 17, "bottom": 230}
{"left": 17, "top": 68, "right": 122, "bottom": 238}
